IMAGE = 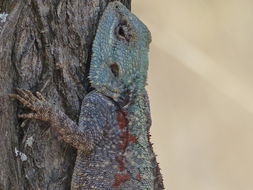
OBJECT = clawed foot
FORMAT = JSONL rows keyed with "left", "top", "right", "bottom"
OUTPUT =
{"left": 9, "top": 88, "right": 53, "bottom": 121}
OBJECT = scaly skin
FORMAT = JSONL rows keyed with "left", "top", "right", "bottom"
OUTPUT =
{"left": 10, "top": 2, "right": 164, "bottom": 189}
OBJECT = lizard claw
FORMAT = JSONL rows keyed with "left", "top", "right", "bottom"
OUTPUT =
{"left": 10, "top": 88, "right": 38, "bottom": 111}
{"left": 18, "top": 113, "right": 41, "bottom": 120}
{"left": 36, "top": 91, "right": 46, "bottom": 101}
{"left": 9, "top": 93, "right": 33, "bottom": 108}
{"left": 9, "top": 88, "right": 52, "bottom": 122}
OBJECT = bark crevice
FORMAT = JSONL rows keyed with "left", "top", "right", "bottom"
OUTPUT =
{"left": 0, "top": 0, "right": 131, "bottom": 189}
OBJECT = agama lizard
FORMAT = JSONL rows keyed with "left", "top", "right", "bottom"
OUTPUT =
{"left": 10, "top": 2, "right": 164, "bottom": 189}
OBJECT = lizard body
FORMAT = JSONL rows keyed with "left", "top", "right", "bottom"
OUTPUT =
{"left": 10, "top": 2, "right": 164, "bottom": 189}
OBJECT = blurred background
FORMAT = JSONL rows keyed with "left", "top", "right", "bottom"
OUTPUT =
{"left": 132, "top": 0, "right": 253, "bottom": 189}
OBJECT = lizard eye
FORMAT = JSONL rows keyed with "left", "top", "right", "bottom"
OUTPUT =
{"left": 115, "top": 20, "right": 133, "bottom": 42}
{"left": 110, "top": 63, "right": 120, "bottom": 78}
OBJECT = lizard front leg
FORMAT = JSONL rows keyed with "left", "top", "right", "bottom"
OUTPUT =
{"left": 9, "top": 88, "right": 93, "bottom": 152}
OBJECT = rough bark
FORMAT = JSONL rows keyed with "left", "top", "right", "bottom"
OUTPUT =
{"left": 0, "top": 0, "right": 16, "bottom": 13}
{"left": 0, "top": 0, "right": 131, "bottom": 189}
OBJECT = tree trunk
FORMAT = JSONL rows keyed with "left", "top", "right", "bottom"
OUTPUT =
{"left": 0, "top": 0, "right": 131, "bottom": 189}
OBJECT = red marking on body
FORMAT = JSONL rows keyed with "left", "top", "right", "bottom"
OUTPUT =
{"left": 112, "top": 173, "right": 131, "bottom": 188}
{"left": 118, "top": 132, "right": 128, "bottom": 151}
{"left": 118, "top": 131, "right": 137, "bottom": 151}
{"left": 115, "top": 156, "right": 125, "bottom": 171}
{"left": 116, "top": 110, "right": 137, "bottom": 152}
{"left": 117, "top": 110, "right": 128, "bottom": 129}
{"left": 114, "top": 109, "right": 138, "bottom": 183}
{"left": 136, "top": 173, "right": 142, "bottom": 181}
{"left": 127, "top": 132, "right": 137, "bottom": 143}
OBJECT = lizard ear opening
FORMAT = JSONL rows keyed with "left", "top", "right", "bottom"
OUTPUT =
{"left": 110, "top": 63, "right": 120, "bottom": 78}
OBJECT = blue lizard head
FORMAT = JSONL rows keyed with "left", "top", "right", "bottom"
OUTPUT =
{"left": 89, "top": 1, "right": 151, "bottom": 105}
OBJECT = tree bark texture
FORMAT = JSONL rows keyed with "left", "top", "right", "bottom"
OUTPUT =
{"left": 0, "top": 0, "right": 16, "bottom": 13}
{"left": 0, "top": 0, "right": 131, "bottom": 189}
